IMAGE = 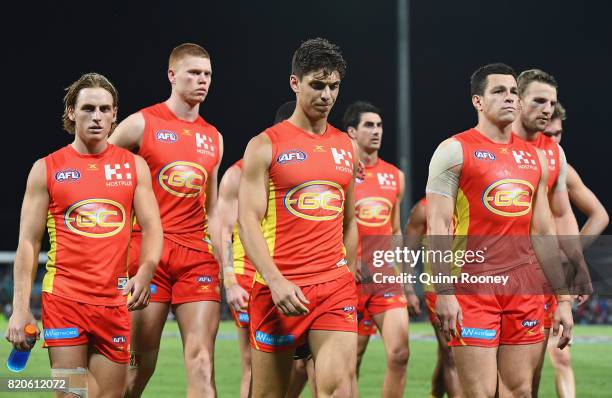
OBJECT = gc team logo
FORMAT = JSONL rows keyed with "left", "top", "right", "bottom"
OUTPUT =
{"left": 482, "top": 179, "right": 534, "bottom": 217}
{"left": 355, "top": 197, "right": 392, "bottom": 227}
{"left": 64, "top": 199, "right": 126, "bottom": 238}
{"left": 284, "top": 180, "right": 344, "bottom": 221}
{"left": 158, "top": 161, "right": 207, "bottom": 198}
{"left": 55, "top": 169, "right": 81, "bottom": 183}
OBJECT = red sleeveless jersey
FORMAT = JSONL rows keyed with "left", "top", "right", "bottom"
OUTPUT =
{"left": 231, "top": 159, "right": 256, "bottom": 278}
{"left": 136, "top": 103, "right": 220, "bottom": 252}
{"left": 43, "top": 144, "right": 136, "bottom": 306}
{"left": 454, "top": 129, "right": 542, "bottom": 273}
{"left": 258, "top": 120, "right": 355, "bottom": 286}
{"left": 531, "top": 133, "right": 560, "bottom": 191}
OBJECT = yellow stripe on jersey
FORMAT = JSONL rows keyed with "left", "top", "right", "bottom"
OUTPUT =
{"left": 454, "top": 188, "right": 470, "bottom": 236}
{"left": 232, "top": 224, "right": 246, "bottom": 275}
{"left": 42, "top": 211, "right": 57, "bottom": 293}
{"left": 255, "top": 181, "right": 278, "bottom": 285}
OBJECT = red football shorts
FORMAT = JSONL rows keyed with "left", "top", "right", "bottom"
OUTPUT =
{"left": 544, "top": 295, "right": 557, "bottom": 329}
{"left": 129, "top": 235, "right": 220, "bottom": 304}
{"left": 357, "top": 308, "right": 377, "bottom": 336}
{"left": 424, "top": 291, "right": 438, "bottom": 325}
{"left": 249, "top": 271, "right": 358, "bottom": 353}
{"left": 449, "top": 294, "right": 545, "bottom": 347}
{"left": 230, "top": 273, "right": 254, "bottom": 329}
{"left": 42, "top": 293, "right": 130, "bottom": 364}
{"left": 356, "top": 284, "right": 407, "bottom": 336}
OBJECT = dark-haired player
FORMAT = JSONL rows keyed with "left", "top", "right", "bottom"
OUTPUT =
{"left": 427, "top": 63, "right": 574, "bottom": 397}
{"left": 6, "top": 73, "right": 162, "bottom": 397}
{"left": 109, "top": 43, "right": 223, "bottom": 396}
{"left": 239, "top": 38, "right": 359, "bottom": 398}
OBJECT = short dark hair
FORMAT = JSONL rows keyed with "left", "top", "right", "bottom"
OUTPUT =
{"left": 274, "top": 101, "right": 296, "bottom": 123}
{"left": 470, "top": 63, "right": 516, "bottom": 96}
{"left": 63, "top": 73, "right": 118, "bottom": 134}
{"left": 517, "top": 69, "right": 558, "bottom": 97}
{"left": 552, "top": 101, "right": 567, "bottom": 121}
{"left": 342, "top": 101, "right": 381, "bottom": 131}
{"left": 291, "top": 38, "right": 347, "bottom": 80}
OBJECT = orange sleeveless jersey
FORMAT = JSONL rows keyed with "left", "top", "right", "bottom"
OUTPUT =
{"left": 454, "top": 129, "right": 542, "bottom": 273}
{"left": 231, "top": 159, "right": 256, "bottom": 279}
{"left": 258, "top": 120, "right": 355, "bottom": 286}
{"left": 531, "top": 133, "right": 560, "bottom": 191}
{"left": 136, "top": 103, "right": 220, "bottom": 252}
{"left": 43, "top": 144, "right": 136, "bottom": 306}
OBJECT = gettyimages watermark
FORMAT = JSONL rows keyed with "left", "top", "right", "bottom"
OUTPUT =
{"left": 358, "top": 234, "right": 611, "bottom": 296}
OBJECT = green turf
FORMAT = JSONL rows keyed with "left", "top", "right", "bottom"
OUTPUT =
{"left": 1, "top": 319, "right": 611, "bottom": 397}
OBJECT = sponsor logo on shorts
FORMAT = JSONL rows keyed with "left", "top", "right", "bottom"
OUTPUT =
{"left": 44, "top": 327, "right": 78, "bottom": 340}
{"left": 158, "top": 161, "right": 207, "bottom": 198}
{"left": 255, "top": 331, "right": 295, "bottom": 346}
{"left": 355, "top": 197, "right": 392, "bottom": 227}
{"left": 117, "top": 277, "right": 128, "bottom": 290}
{"left": 284, "top": 180, "right": 344, "bottom": 221}
{"left": 277, "top": 150, "right": 307, "bottom": 165}
{"left": 363, "top": 320, "right": 373, "bottom": 327}
{"left": 482, "top": 179, "right": 534, "bottom": 217}
{"left": 197, "top": 276, "right": 213, "bottom": 284}
{"left": 383, "top": 292, "right": 395, "bottom": 298}
{"left": 343, "top": 306, "right": 355, "bottom": 313}
{"left": 112, "top": 336, "right": 126, "bottom": 344}
{"left": 521, "top": 319, "right": 539, "bottom": 328}
{"left": 474, "top": 150, "right": 496, "bottom": 161}
{"left": 238, "top": 312, "right": 249, "bottom": 324}
{"left": 55, "top": 169, "right": 81, "bottom": 183}
{"left": 150, "top": 284, "right": 157, "bottom": 294}
{"left": 64, "top": 199, "right": 127, "bottom": 238}
{"left": 155, "top": 130, "right": 178, "bottom": 143}
{"left": 461, "top": 327, "right": 496, "bottom": 340}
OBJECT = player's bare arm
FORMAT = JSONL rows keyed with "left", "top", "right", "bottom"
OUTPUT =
{"left": 567, "top": 164, "right": 609, "bottom": 240}
{"left": 124, "top": 155, "right": 163, "bottom": 311}
{"left": 5, "top": 159, "right": 48, "bottom": 349}
{"left": 205, "top": 132, "right": 224, "bottom": 255}
{"left": 530, "top": 149, "right": 574, "bottom": 349}
{"left": 108, "top": 112, "right": 146, "bottom": 152}
{"left": 343, "top": 141, "right": 359, "bottom": 276}
{"left": 217, "top": 165, "right": 249, "bottom": 311}
{"left": 238, "top": 134, "right": 309, "bottom": 316}
{"left": 404, "top": 198, "right": 424, "bottom": 315}
{"left": 426, "top": 138, "right": 462, "bottom": 341}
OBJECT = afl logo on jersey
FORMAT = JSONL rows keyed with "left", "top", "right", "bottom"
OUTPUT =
{"left": 55, "top": 169, "right": 81, "bottom": 183}
{"left": 276, "top": 150, "right": 307, "bottom": 165}
{"left": 482, "top": 179, "right": 534, "bottom": 217}
{"left": 284, "top": 180, "right": 344, "bottom": 221}
{"left": 355, "top": 197, "right": 392, "bottom": 227}
{"left": 64, "top": 199, "right": 126, "bottom": 238}
{"left": 158, "top": 161, "right": 207, "bottom": 198}
{"left": 474, "top": 150, "right": 496, "bottom": 161}
{"left": 155, "top": 130, "right": 178, "bottom": 143}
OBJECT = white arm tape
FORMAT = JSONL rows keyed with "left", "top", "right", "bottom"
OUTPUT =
{"left": 425, "top": 139, "right": 463, "bottom": 199}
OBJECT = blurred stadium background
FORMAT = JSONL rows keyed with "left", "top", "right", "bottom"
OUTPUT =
{"left": 1, "top": 0, "right": 611, "bottom": 396}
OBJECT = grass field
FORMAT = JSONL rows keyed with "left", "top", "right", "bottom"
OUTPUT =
{"left": 1, "top": 319, "right": 611, "bottom": 397}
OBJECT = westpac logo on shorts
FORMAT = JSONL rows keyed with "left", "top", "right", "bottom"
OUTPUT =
{"left": 284, "top": 180, "right": 344, "bottom": 221}
{"left": 158, "top": 161, "right": 207, "bottom": 198}
{"left": 112, "top": 336, "right": 126, "bottom": 344}
{"left": 482, "top": 179, "right": 534, "bottom": 217}
{"left": 150, "top": 284, "right": 157, "bottom": 294}
{"left": 44, "top": 327, "right": 78, "bottom": 340}
{"left": 461, "top": 327, "right": 496, "bottom": 340}
{"left": 355, "top": 197, "right": 392, "bottom": 227}
{"left": 277, "top": 150, "right": 307, "bottom": 165}
{"left": 55, "top": 169, "right": 81, "bottom": 183}
{"left": 64, "top": 199, "right": 126, "bottom": 238}
{"left": 238, "top": 312, "right": 249, "bottom": 323}
{"left": 255, "top": 331, "right": 294, "bottom": 346}
{"left": 156, "top": 130, "right": 178, "bottom": 143}
{"left": 474, "top": 150, "right": 496, "bottom": 161}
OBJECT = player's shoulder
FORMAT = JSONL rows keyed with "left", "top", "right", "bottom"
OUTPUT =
{"left": 451, "top": 128, "right": 477, "bottom": 142}
{"left": 139, "top": 102, "right": 166, "bottom": 118}
{"left": 377, "top": 158, "right": 401, "bottom": 174}
{"left": 108, "top": 143, "right": 136, "bottom": 158}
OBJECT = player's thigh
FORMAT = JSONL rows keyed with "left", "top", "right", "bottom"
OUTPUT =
{"left": 372, "top": 307, "right": 409, "bottom": 355}
{"left": 87, "top": 351, "right": 128, "bottom": 397}
{"left": 174, "top": 300, "right": 220, "bottom": 352}
{"left": 452, "top": 346, "right": 498, "bottom": 395}
{"left": 497, "top": 343, "right": 543, "bottom": 389}
{"left": 236, "top": 326, "right": 252, "bottom": 365}
{"left": 357, "top": 334, "right": 371, "bottom": 358}
{"left": 309, "top": 330, "right": 357, "bottom": 384}
{"left": 130, "top": 302, "right": 170, "bottom": 351}
{"left": 48, "top": 345, "right": 89, "bottom": 368}
{"left": 250, "top": 348, "right": 295, "bottom": 397}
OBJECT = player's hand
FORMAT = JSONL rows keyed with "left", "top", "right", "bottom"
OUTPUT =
{"left": 553, "top": 300, "right": 574, "bottom": 349}
{"left": 435, "top": 294, "right": 462, "bottom": 342}
{"left": 268, "top": 276, "right": 310, "bottom": 316}
{"left": 226, "top": 283, "right": 249, "bottom": 312}
{"left": 124, "top": 271, "right": 152, "bottom": 311}
{"left": 406, "top": 293, "right": 421, "bottom": 316}
{"left": 354, "top": 267, "right": 363, "bottom": 283}
{"left": 6, "top": 310, "right": 39, "bottom": 351}
{"left": 574, "top": 294, "right": 590, "bottom": 306}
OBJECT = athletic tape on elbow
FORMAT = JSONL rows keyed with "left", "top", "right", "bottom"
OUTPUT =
{"left": 425, "top": 140, "right": 463, "bottom": 198}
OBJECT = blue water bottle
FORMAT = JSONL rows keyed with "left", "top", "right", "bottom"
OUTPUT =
{"left": 7, "top": 324, "right": 37, "bottom": 372}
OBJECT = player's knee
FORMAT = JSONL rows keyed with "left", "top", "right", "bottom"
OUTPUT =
{"left": 184, "top": 347, "right": 214, "bottom": 380}
{"left": 293, "top": 358, "right": 308, "bottom": 375}
{"left": 51, "top": 367, "right": 88, "bottom": 398}
{"left": 387, "top": 344, "right": 409, "bottom": 369}
{"left": 440, "top": 346, "right": 456, "bottom": 368}
{"left": 507, "top": 382, "right": 532, "bottom": 398}
{"left": 552, "top": 351, "right": 572, "bottom": 369}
